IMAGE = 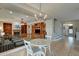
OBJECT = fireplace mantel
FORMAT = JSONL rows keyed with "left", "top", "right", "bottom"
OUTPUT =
{"left": 13, "top": 29, "right": 20, "bottom": 32}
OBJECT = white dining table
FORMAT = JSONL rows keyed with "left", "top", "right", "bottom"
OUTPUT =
{"left": 30, "top": 38, "right": 53, "bottom": 56}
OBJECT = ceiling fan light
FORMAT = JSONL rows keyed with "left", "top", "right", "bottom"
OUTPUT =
{"left": 9, "top": 11, "right": 13, "bottom": 14}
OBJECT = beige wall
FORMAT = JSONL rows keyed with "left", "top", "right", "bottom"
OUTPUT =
{"left": 0, "top": 19, "right": 63, "bottom": 37}
{"left": 0, "top": 21, "right": 3, "bottom": 31}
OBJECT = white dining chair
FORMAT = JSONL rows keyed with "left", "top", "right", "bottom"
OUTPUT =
{"left": 24, "top": 40, "right": 45, "bottom": 56}
{"left": 39, "top": 45, "right": 48, "bottom": 55}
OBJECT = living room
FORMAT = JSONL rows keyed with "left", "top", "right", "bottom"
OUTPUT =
{"left": 0, "top": 3, "right": 79, "bottom": 56}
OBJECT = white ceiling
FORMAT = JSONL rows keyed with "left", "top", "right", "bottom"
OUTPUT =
{"left": 29, "top": 3, "right": 79, "bottom": 21}
{"left": 0, "top": 3, "right": 79, "bottom": 22}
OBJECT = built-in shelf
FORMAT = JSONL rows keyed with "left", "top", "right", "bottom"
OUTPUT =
{"left": 32, "top": 22, "right": 46, "bottom": 39}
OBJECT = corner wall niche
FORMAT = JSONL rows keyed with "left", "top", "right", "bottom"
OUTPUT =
{"left": 32, "top": 22, "right": 46, "bottom": 39}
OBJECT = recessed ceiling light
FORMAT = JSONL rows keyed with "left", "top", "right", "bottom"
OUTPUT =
{"left": 10, "top": 11, "right": 13, "bottom": 14}
{"left": 26, "top": 16, "right": 29, "bottom": 18}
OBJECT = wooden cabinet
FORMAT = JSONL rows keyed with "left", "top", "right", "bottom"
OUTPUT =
{"left": 32, "top": 22, "right": 46, "bottom": 39}
{"left": 3, "top": 23, "right": 12, "bottom": 35}
{"left": 21, "top": 24, "right": 27, "bottom": 37}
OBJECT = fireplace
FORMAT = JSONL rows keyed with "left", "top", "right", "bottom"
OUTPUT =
{"left": 14, "top": 32, "right": 20, "bottom": 36}
{"left": 35, "top": 29, "right": 40, "bottom": 34}
{"left": 13, "top": 30, "right": 20, "bottom": 37}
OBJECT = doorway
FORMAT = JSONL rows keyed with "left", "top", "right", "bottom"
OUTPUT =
{"left": 63, "top": 24, "right": 74, "bottom": 48}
